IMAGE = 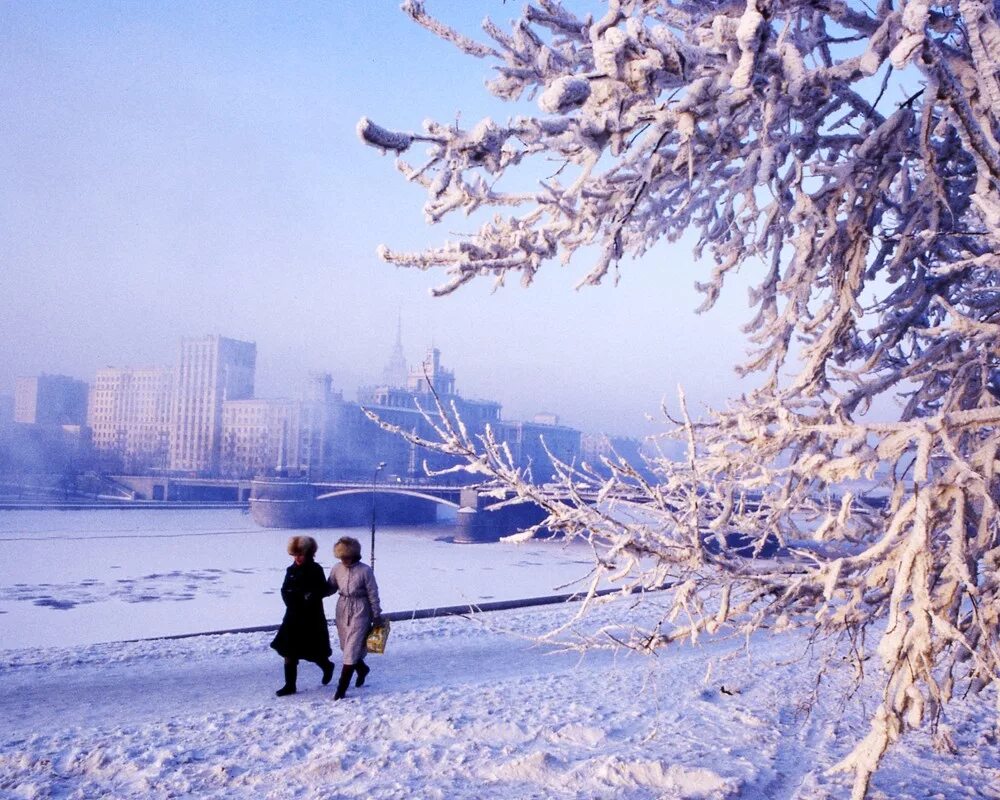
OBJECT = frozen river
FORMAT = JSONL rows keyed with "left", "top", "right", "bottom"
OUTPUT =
{"left": 0, "top": 508, "right": 602, "bottom": 651}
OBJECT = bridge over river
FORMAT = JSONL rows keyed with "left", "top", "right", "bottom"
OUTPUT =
{"left": 51, "top": 474, "right": 790, "bottom": 553}
{"left": 249, "top": 478, "right": 549, "bottom": 543}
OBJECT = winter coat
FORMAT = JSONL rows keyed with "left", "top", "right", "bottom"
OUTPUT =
{"left": 270, "top": 559, "right": 332, "bottom": 663}
{"left": 328, "top": 561, "right": 382, "bottom": 665}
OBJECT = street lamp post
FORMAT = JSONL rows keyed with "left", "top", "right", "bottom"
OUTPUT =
{"left": 370, "top": 461, "right": 386, "bottom": 571}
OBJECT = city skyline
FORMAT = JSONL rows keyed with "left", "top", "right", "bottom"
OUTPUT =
{"left": 8, "top": 332, "right": 620, "bottom": 485}
{"left": 1, "top": 2, "right": 754, "bottom": 438}
{"left": 5, "top": 325, "right": 625, "bottom": 437}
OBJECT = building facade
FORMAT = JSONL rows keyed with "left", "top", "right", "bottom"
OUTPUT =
{"left": 220, "top": 398, "right": 297, "bottom": 478}
{"left": 580, "top": 433, "right": 648, "bottom": 477}
{"left": 14, "top": 374, "right": 88, "bottom": 426}
{"left": 357, "top": 347, "right": 504, "bottom": 480}
{"left": 220, "top": 373, "right": 350, "bottom": 479}
{"left": 87, "top": 366, "right": 173, "bottom": 472}
{"left": 497, "top": 415, "right": 582, "bottom": 481}
{"left": 3, "top": 375, "right": 90, "bottom": 478}
{"left": 169, "top": 335, "right": 256, "bottom": 474}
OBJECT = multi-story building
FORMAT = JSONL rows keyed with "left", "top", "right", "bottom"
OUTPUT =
{"left": 169, "top": 335, "right": 256, "bottom": 474}
{"left": 497, "top": 415, "right": 582, "bottom": 481}
{"left": 7, "top": 333, "right": 592, "bottom": 485}
{"left": 580, "top": 433, "right": 649, "bottom": 477}
{"left": 405, "top": 346, "right": 455, "bottom": 395}
{"left": 220, "top": 373, "right": 349, "bottom": 479}
{"left": 357, "top": 346, "right": 503, "bottom": 480}
{"left": 220, "top": 398, "right": 297, "bottom": 478}
{"left": 14, "top": 374, "right": 88, "bottom": 426}
{"left": 6, "top": 374, "right": 90, "bottom": 477}
{"left": 0, "top": 421, "right": 90, "bottom": 477}
{"left": 87, "top": 366, "right": 173, "bottom": 472}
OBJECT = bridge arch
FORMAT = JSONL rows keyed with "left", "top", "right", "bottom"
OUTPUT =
{"left": 314, "top": 487, "right": 461, "bottom": 510}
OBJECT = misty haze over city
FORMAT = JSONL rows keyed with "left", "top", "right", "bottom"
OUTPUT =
{"left": 3, "top": 2, "right": 1000, "bottom": 799}
{"left": 1, "top": 2, "right": 753, "bottom": 439}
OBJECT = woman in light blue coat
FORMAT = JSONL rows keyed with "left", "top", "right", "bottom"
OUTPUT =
{"left": 328, "top": 536, "right": 383, "bottom": 700}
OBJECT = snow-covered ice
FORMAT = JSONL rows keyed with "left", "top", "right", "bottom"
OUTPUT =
{"left": 1, "top": 510, "right": 998, "bottom": 799}
{"left": 0, "top": 509, "right": 605, "bottom": 649}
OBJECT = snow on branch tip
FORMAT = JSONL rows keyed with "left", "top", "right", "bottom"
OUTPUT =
{"left": 357, "top": 117, "right": 413, "bottom": 154}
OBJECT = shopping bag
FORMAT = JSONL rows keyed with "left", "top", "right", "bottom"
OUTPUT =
{"left": 366, "top": 618, "right": 390, "bottom": 654}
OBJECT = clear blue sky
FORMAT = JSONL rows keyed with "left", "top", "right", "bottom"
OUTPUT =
{"left": 1, "top": 1, "right": 755, "bottom": 437}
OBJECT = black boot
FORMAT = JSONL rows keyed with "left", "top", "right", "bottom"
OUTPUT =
{"left": 334, "top": 665, "right": 355, "bottom": 700}
{"left": 276, "top": 659, "right": 297, "bottom": 697}
{"left": 320, "top": 659, "right": 335, "bottom": 686}
{"left": 355, "top": 659, "right": 370, "bottom": 688}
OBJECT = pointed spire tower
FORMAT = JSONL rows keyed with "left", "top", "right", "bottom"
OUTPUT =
{"left": 381, "top": 312, "right": 408, "bottom": 388}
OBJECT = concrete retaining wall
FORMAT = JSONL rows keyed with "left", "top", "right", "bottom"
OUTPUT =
{"left": 140, "top": 584, "right": 665, "bottom": 643}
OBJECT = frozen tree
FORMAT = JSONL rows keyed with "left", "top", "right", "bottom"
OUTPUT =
{"left": 359, "top": 2, "right": 1000, "bottom": 797}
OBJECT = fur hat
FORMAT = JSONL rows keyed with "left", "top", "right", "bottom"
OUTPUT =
{"left": 287, "top": 535, "right": 318, "bottom": 559}
{"left": 334, "top": 536, "right": 362, "bottom": 564}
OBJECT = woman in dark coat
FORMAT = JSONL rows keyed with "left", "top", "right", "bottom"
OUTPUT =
{"left": 271, "top": 535, "right": 335, "bottom": 697}
{"left": 328, "top": 536, "right": 383, "bottom": 700}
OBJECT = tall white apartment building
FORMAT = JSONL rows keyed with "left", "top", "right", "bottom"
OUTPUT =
{"left": 169, "top": 335, "right": 256, "bottom": 473}
{"left": 87, "top": 366, "right": 173, "bottom": 471}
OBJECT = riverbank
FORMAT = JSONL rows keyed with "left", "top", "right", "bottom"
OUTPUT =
{"left": 0, "top": 500, "right": 248, "bottom": 511}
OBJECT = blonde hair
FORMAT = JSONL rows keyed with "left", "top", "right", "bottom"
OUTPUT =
{"left": 287, "top": 535, "right": 318, "bottom": 559}
{"left": 334, "top": 536, "right": 362, "bottom": 564}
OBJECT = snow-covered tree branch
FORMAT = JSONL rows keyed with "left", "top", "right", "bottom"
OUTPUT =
{"left": 359, "top": 2, "right": 1000, "bottom": 797}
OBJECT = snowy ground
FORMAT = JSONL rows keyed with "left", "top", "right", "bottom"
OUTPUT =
{"left": 1, "top": 510, "right": 998, "bottom": 799}
{"left": 2, "top": 599, "right": 999, "bottom": 800}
